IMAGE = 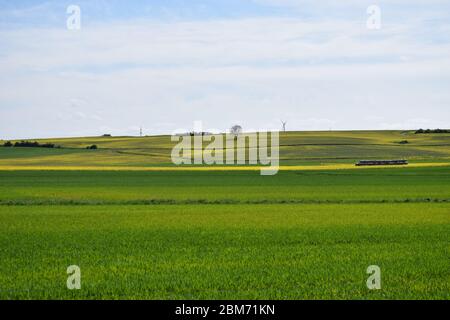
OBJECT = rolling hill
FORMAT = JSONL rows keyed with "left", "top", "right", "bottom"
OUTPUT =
{"left": 1, "top": 130, "right": 450, "bottom": 169}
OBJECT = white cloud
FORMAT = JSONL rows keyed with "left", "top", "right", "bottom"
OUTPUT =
{"left": 1, "top": 17, "right": 448, "bottom": 72}
{"left": 0, "top": 16, "right": 449, "bottom": 139}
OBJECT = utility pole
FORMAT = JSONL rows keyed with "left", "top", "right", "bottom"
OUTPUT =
{"left": 140, "top": 127, "right": 143, "bottom": 137}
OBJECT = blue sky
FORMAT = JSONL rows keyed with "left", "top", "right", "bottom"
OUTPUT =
{"left": 1, "top": 0, "right": 450, "bottom": 138}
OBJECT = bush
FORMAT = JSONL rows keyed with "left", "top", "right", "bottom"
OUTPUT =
{"left": 3, "top": 141, "right": 13, "bottom": 147}
{"left": 86, "top": 145, "right": 98, "bottom": 150}
{"left": 40, "top": 143, "right": 55, "bottom": 148}
{"left": 399, "top": 140, "right": 409, "bottom": 144}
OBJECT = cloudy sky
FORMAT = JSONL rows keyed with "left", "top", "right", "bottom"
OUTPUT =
{"left": 0, "top": 0, "right": 449, "bottom": 139}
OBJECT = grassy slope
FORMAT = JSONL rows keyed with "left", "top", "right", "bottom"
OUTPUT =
{"left": 1, "top": 130, "right": 450, "bottom": 168}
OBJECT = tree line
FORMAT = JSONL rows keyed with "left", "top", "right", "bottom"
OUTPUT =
{"left": 3, "top": 141, "right": 98, "bottom": 150}
{"left": 3, "top": 141, "right": 58, "bottom": 148}
{"left": 415, "top": 129, "right": 450, "bottom": 134}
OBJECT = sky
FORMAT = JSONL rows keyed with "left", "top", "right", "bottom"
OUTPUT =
{"left": 0, "top": 0, "right": 449, "bottom": 139}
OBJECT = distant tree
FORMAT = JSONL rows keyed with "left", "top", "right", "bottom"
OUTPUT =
{"left": 230, "top": 125, "right": 243, "bottom": 137}
{"left": 3, "top": 141, "right": 13, "bottom": 147}
{"left": 102, "top": 134, "right": 112, "bottom": 137}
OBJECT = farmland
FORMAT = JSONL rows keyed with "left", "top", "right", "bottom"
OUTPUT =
{"left": 0, "top": 131, "right": 449, "bottom": 299}
{"left": 1, "top": 130, "right": 450, "bottom": 169}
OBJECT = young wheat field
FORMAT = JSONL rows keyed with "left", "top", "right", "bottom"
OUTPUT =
{"left": 0, "top": 131, "right": 449, "bottom": 299}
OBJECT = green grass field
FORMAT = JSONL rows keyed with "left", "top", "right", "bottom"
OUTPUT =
{"left": 0, "top": 131, "right": 449, "bottom": 299}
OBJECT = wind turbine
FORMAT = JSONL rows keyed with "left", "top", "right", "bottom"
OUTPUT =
{"left": 280, "top": 120, "right": 287, "bottom": 132}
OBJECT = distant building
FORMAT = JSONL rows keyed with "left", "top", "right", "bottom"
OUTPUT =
{"left": 356, "top": 160, "right": 408, "bottom": 166}
{"left": 175, "top": 132, "right": 213, "bottom": 137}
